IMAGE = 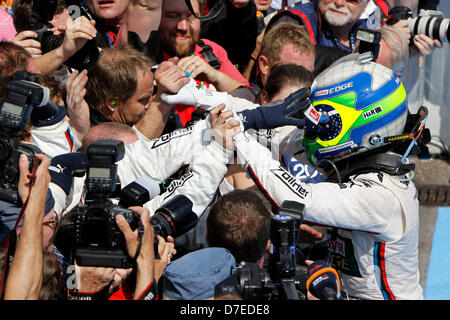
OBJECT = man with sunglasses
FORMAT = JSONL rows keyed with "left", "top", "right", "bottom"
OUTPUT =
{"left": 266, "top": 0, "right": 372, "bottom": 53}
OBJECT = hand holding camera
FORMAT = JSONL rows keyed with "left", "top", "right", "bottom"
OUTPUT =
{"left": 12, "top": 30, "right": 42, "bottom": 58}
{"left": 17, "top": 153, "right": 49, "bottom": 207}
{"left": 58, "top": 16, "right": 97, "bottom": 63}
{"left": 115, "top": 206, "right": 155, "bottom": 299}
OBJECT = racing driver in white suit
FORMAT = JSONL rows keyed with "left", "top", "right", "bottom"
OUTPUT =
{"left": 231, "top": 57, "right": 427, "bottom": 300}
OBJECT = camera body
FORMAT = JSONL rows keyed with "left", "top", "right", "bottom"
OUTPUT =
{"left": 72, "top": 139, "right": 138, "bottom": 268}
{"left": 72, "top": 139, "right": 199, "bottom": 268}
{"left": 29, "top": 0, "right": 99, "bottom": 71}
{"left": 232, "top": 261, "right": 308, "bottom": 300}
{"left": 73, "top": 198, "right": 141, "bottom": 269}
{"left": 0, "top": 77, "right": 48, "bottom": 205}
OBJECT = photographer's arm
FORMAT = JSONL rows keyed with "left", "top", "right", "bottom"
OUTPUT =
{"left": 34, "top": 16, "right": 97, "bottom": 75}
{"left": 116, "top": 206, "right": 158, "bottom": 300}
{"left": 65, "top": 69, "right": 91, "bottom": 142}
{"left": 4, "top": 154, "right": 50, "bottom": 300}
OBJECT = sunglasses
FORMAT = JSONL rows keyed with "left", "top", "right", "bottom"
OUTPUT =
{"left": 346, "top": 0, "right": 365, "bottom": 4}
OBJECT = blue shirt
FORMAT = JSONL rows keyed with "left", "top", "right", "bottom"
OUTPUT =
{"left": 269, "top": 0, "right": 368, "bottom": 52}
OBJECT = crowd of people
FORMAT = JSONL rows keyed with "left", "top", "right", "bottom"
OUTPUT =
{"left": 0, "top": 0, "right": 444, "bottom": 301}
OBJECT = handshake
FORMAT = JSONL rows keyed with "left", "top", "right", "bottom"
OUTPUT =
{"left": 161, "top": 78, "right": 311, "bottom": 142}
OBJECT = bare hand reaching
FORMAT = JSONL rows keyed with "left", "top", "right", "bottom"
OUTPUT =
{"left": 210, "top": 104, "right": 242, "bottom": 151}
{"left": 65, "top": 69, "right": 90, "bottom": 141}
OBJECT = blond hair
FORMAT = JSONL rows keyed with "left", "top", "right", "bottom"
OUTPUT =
{"left": 260, "top": 22, "right": 315, "bottom": 65}
{"left": 85, "top": 44, "right": 155, "bottom": 113}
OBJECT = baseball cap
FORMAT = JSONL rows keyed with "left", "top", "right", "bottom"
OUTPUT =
{"left": 161, "top": 247, "right": 236, "bottom": 300}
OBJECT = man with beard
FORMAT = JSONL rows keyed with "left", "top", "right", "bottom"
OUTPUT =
{"left": 158, "top": 0, "right": 250, "bottom": 126}
{"left": 266, "top": 0, "right": 371, "bottom": 53}
{"left": 159, "top": 0, "right": 248, "bottom": 91}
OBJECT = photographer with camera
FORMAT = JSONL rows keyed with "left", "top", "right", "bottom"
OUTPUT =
{"left": 2, "top": 152, "right": 50, "bottom": 299}
{"left": 206, "top": 189, "right": 272, "bottom": 268}
{"left": 55, "top": 205, "right": 167, "bottom": 300}
{"left": 209, "top": 195, "right": 338, "bottom": 300}
{"left": 46, "top": 102, "right": 240, "bottom": 229}
{"left": 11, "top": 0, "right": 98, "bottom": 75}
{"left": 230, "top": 56, "right": 429, "bottom": 300}
{"left": 381, "top": 5, "right": 444, "bottom": 92}
{"left": 0, "top": 72, "right": 82, "bottom": 248}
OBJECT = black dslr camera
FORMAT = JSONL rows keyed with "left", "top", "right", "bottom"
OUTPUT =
{"left": 72, "top": 139, "right": 141, "bottom": 268}
{"left": 221, "top": 201, "right": 309, "bottom": 300}
{"left": 0, "top": 75, "right": 49, "bottom": 205}
{"left": 73, "top": 139, "right": 199, "bottom": 268}
{"left": 29, "top": 0, "right": 99, "bottom": 71}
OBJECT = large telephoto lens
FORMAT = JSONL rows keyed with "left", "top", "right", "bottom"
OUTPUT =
{"left": 409, "top": 13, "right": 450, "bottom": 43}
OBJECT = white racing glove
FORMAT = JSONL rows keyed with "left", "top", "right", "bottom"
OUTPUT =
{"left": 160, "top": 78, "right": 228, "bottom": 110}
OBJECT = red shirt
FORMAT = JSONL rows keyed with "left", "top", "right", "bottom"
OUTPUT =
{"left": 164, "top": 39, "right": 249, "bottom": 126}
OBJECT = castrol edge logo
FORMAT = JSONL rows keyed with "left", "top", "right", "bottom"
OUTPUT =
{"left": 315, "top": 81, "right": 354, "bottom": 97}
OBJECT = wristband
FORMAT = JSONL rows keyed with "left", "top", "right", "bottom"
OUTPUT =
{"left": 67, "top": 283, "right": 111, "bottom": 300}
{"left": 135, "top": 279, "right": 159, "bottom": 300}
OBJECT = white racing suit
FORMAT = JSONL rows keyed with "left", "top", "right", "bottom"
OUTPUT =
{"left": 30, "top": 107, "right": 82, "bottom": 157}
{"left": 234, "top": 132, "right": 423, "bottom": 300}
{"left": 49, "top": 116, "right": 233, "bottom": 220}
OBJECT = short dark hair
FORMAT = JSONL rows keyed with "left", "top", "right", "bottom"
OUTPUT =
{"left": 12, "top": 0, "right": 67, "bottom": 32}
{"left": 0, "top": 41, "right": 32, "bottom": 76}
{"left": 207, "top": 190, "right": 272, "bottom": 263}
{"left": 263, "top": 63, "right": 314, "bottom": 102}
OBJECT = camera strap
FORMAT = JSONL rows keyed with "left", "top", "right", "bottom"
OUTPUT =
{"left": 67, "top": 283, "right": 112, "bottom": 300}
{"left": 135, "top": 279, "right": 159, "bottom": 300}
{"left": 133, "top": 238, "right": 142, "bottom": 262}
{"left": 197, "top": 40, "right": 221, "bottom": 70}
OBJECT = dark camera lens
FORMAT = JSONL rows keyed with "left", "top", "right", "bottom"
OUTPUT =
{"left": 0, "top": 140, "right": 12, "bottom": 160}
{"left": 41, "top": 32, "right": 63, "bottom": 53}
{"left": 150, "top": 194, "right": 197, "bottom": 239}
{"left": 3, "top": 166, "right": 18, "bottom": 183}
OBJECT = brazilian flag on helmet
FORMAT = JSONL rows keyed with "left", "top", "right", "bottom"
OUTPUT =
{"left": 303, "top": 57, "right": 408, "bottom": 167}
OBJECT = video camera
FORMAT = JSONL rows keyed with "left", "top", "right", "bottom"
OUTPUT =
{"left": 228, "top": 201, "right": 309, "bottom": 300}
{"left": 29, "top": 0, "right": 99, "bottom": 71}
{"left": 0, "top": 73, "right": 51, "bottom": 205}
{"left": 386, "top": 6, "right": 450, "bottom": 43}
{"left": 72, "top": 139, "right": 198, "bottom": 268}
